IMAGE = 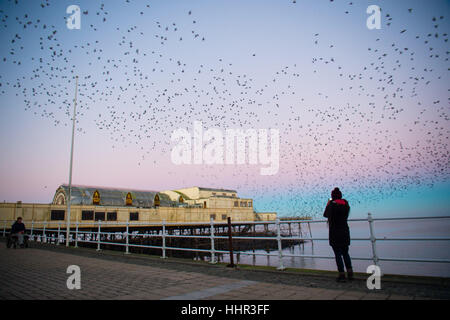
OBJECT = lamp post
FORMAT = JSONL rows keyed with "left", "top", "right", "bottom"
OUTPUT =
{"left": 66, "top": 76, "right": 78, "bottom": 247}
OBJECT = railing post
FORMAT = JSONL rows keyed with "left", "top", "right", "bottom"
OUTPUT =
{"left": 226, "top": 217, "right": 235, "bottom": 268}
{"left": 30, "top": 220, "right": 34, "bottom": 239}
{"left": 125, "top": 220, "right": 130, "bottom": 255}
{"left": 368, "top": 213, "right": 380, "bottom": 271}
{"left": 3, "top": 220, "right": 6, "bottom": 237}
{"left": 210, "top": 217, "right": 216, "bottom": 264}
{"left": 74, "top": 221, "right": 79, "bottom": 248}
{"left": 96, "top": 220, "right": 102, "bottom": 251}
{"left": 57, "top": 222, "right": 61, "bottom": 245}
{"left": 276, "top": 218, "right": 285, "bottom": 270}
{"left": 43, "top": 221, "right": 47, "bottom": 243}
{"left": 161, "top": 220, "right": 167, "bottom": 259}
{"left": 308, "top": 221, "right": 313, "bottom": 248}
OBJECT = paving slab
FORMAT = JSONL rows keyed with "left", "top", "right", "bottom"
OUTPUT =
{"left": 0, "top": 241, "right": 448, "bottom": 300}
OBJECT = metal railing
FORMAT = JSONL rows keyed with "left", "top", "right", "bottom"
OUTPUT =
{"left": 2, "top": 213, "right": 450, "bottom": 271}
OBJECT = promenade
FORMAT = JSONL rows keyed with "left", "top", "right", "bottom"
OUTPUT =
{"left": 0, "top": 241, "right": 448, "bottom": 300}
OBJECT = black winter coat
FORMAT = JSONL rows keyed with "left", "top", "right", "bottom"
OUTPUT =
{"left": 11, "top": 221, "right": 25, "bottom": 233}
{"left": 323, "top": 199, "right": 350, "bottom": 247}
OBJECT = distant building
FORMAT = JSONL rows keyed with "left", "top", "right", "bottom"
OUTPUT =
{"left": 0, "top": 185, "right": 276, "bottom": 227}
{"left": 161, "top": 187, "right": 253, "bottom": 210}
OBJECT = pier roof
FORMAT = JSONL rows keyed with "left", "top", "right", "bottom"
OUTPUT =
{"left": 52, "top": 184, "right": 173, "bottom": 207}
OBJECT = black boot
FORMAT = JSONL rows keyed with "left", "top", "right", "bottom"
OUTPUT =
{"left": 336, "top": 272, "right": 346, "bottom": 282}
{"left": 347, "top": 268, "right": 354, "bottom": 281}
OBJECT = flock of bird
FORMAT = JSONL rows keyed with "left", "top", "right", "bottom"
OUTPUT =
{"left": 0, "top": 0, "right": 448, "bottom": 217}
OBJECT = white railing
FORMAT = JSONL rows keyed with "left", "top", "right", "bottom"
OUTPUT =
{"left": 2, "top": 214, "right": 450, "bottom": 271}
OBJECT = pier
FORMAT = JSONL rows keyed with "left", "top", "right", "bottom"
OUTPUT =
{"left": 1, "top": 218, "right": 308, "bottom": 262}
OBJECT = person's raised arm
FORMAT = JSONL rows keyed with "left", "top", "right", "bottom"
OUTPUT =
{"left": 323, "top": 200, "right": 332, "bottom": 218}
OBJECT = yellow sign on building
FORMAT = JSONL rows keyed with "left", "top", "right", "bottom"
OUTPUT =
{"left": 93, "top": 190, "right": 100, "bottom": 205}
{"left": 154, "top": 194, "right": 160, "bottom": 207}
{"left": 126, "top": 192, "right": 133, "bottom": 206}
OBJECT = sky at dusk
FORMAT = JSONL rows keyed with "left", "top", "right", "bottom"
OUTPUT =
{"left": 0, "top": 0, "right": 449, "bottom": 218}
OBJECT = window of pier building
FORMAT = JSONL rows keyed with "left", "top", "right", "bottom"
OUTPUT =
{"left": 130, "top": 212, "right": 139, "bottom": 221}
{"left": 107, "top": 212, "right": 117, "bottom": 221}
{"left": 234, "top": 201, "right": 239, "bottom": 207}
{"left": 55, "top": 193, "right": 65, "bottom": 205}
{"left": 82, "top": 211, "right": 94, "bottom": 220}
{"left": 51, "top": 210, "right": 65, "bottom": 221}
{"left": 210, "top": 214, "right": 216, "bottom": 221}
{"left": 222, "top": 214, "right": 227, "bottom": 220}
{"left": 95, "top": 212, "right": 105, "bottom": 221}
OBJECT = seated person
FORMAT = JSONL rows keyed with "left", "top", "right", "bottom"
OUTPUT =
{"left": 11, "top": 217, "right": 26, "bottom": 248}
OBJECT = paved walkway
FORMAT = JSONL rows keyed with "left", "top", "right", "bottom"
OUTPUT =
{"left": 0, "top": 242, "right": 448, "bottom": 300}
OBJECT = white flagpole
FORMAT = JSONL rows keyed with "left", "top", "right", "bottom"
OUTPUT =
{"left": 66, "top": 76, "right": 78, "bottom": 247}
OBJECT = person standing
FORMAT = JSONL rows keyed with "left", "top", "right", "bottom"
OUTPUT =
{"left": 323, "top": 188, "right": 353, "bottom": 282}
{"left": 11, "top": 217, "right": 26, "bottom": 248}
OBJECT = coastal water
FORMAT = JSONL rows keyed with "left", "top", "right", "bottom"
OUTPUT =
{"left": 216, "top": 218, "right": 450, "bottom": 278}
